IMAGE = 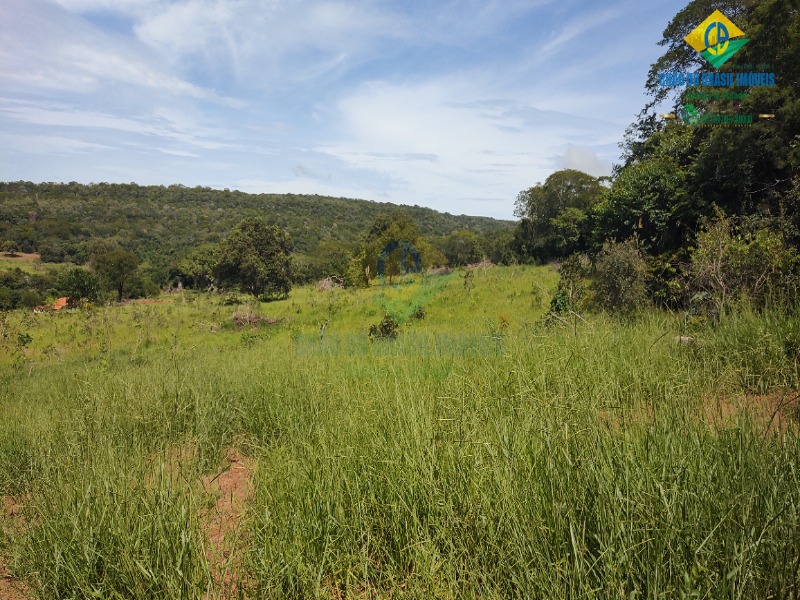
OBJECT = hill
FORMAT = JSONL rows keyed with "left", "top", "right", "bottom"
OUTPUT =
{"left": 0, "top": 181, "right": 514, "bottom": 279}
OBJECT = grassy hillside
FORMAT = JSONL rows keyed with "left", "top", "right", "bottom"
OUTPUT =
{"left": 1, "top": 265, "right": 799, "bottom": 598}
{"left": 0, "top": 181, "right": 514, "bottom": 279}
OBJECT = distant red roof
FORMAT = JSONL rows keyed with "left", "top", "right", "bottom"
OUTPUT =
{"left": 53, "top": 297, "right": 69, "bottom": 311}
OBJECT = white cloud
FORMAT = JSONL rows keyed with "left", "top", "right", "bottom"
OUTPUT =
{"left": 0, "top": 0, "right": 242, "bottom": 105}
{"left": 314, "top": 73, "right": 620, "bottom": 215}
{"left": 1, "top": 0, "right": 684, "bottom": 219}
{"left": 52, "top": 0, "right": 164, "bottom": 14}
{"left": 0, "top": 100, "right": 234, "bottom": 151}
{"left": 557, "top": 145, "right": 613, "bottom": 177}
{"left": 0, "top": 132, "right": 112, "bottom": 155}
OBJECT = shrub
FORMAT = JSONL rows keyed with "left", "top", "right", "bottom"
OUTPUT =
{"left": 591, "top": 238, "right": 649, "bottom": 315}
{"left": 59, "top": 268, "right": 101, "bottom": 303}
{"left": 549, "top": 254, "right": 589, "bottom": 314}
{"left": 410, "top": 304, "right": 426, "bottom": 320}
{"left": 368, "top": 314, "right": 399, "bottom": 340}
{"left": 344, "top": 253, "right": 369, "bottom": 288}
{"left": 689, "top": 216, "right": 799, "bottom": 312}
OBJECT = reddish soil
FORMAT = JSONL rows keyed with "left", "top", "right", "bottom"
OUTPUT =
{"left": 1, "top": 497, "right": 31, "bottom": 600}
{"left": 201, "top": 449, "right": 254, "bottom": 599}
{"left": 0, "top": 253, "right": 39, "bottom": 262}
{"left": 600, "top": 390, "right": 799, "bottom": 434}
{"left": 703, "top": 390, "right": 799, "bottom": 434}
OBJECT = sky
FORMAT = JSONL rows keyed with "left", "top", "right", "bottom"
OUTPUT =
{"left": 0, "top": 0, "right": 688, "bottom": 219}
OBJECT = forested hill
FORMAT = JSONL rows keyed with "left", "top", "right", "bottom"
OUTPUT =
{"left": 0, "top": 181, "right": 513, "bottom": 275}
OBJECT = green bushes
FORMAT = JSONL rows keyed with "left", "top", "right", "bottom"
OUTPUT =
{"left": 368, "top": 314, "right": 399, "bottom": 340}
{"left": 591, "top": 238, "right": 649, "bottom": 315}
{"left": 689, "top": 216, "right": 799, "bottom": 312}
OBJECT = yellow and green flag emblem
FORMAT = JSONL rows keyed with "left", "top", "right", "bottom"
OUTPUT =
{"left": 684, "top": 10, "right": 749, "bottom": 68}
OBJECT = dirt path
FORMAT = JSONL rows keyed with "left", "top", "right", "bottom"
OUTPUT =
{"left": 201, "top": 449, "right": 254, "bottom": 599}
{"left": 1, "top": 497, "right": 31, "bottom": 600}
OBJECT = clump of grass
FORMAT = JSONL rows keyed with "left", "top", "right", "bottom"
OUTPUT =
{"left": 17, "top": 449, "right": 207, "bottom": 598}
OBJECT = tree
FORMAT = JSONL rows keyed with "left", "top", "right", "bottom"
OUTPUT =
{"left": 619, "top": 0, "right": 800, "bottom": 245}
{"left": 591, "top": 238, "right": 650, "bottom": 316}
{"left": 94, "top": 249, "right": 139, "bottom": 302}
{"left": 363, "top": 209, "right": 423, "bottom": 282}
{"left": 480, "top": 229, "right": 515, "bottom": 265}
{"left": 442, "top": 230, "right": 483, "bottom": 266}
{"left": 174, "top": 243, "right": 218, "bottom": 289}
{"left": 2, "top": 240, "right": 20, "bottom": 257}
{"left": 594, "top": 155, "right": 690, "bottom": 255}
{"left": 59, "top": 268, "right": 101, "bottom": 303}
{"left": 214, "top": 217, "right": 293, "bottom": 298}
{"left": 513, "top": 170, "right": 604, "bottom": 261}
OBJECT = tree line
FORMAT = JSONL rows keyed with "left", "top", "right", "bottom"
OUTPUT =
{"left": 513, "top": 0, "right": 799, "bottom": 315}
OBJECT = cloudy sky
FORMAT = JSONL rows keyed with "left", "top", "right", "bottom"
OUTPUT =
{"left": 0, "top": 0, "right": 686, "bottom": 218}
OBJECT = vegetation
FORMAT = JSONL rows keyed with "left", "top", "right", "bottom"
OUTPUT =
{"left": 1, "top": 266, "right": 799, "bottom": 598}
{"left": 213, "top": 217, "right": 293, "bottom": 299}
{"left": 511, "top": 0, "right": 800, "bottom": 315}
{"left": 0, "top": 182, "right": 513, "bottom": 285}
{"left": 0, "top": 0, "right": 799, "bottom": 597}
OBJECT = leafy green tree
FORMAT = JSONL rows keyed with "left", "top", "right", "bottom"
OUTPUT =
{"left": 480, "top": 229, "right": 515, "bottom": 265}
{"left": 214, "top": 218, "right": 293, "bottom": 299}
{"left": 594, "top": 156, "right": 690, "bottom": 254}
{"left": 94, "top": 250, "right": 139, "bottom": 302}
{"left": 513, "top": 170, "right": 604, "bottom": 261}
{"left": 306, "top": 240, "right": 358, "bottom": 282}
{"left": 363, "top": 209, "right": 423, "bottom": 281}
{"left": 2, "top": 240, "right": 19, "bottom": 257}
{"left": 442, "top": 230, "right": 483, "bottom": 266}
{"left": 620, "top": 0, "right": 800, "bottom": 246}
{"left": 0, "top": 286, "right": 13, "bottom": 310}
{"left": 59, "top": 268, "right": 101, "bottom": 303}
{"left": 174, "top": 243, "right": 218, "bottom": 289}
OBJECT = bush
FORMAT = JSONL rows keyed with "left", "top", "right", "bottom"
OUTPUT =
{"left": 59, "top": 268, "right": 101, "bottom": 303}
{"left": 17, "top": 289, "right": 42, "bottom": 308}
{"left": 368, "top": 314, "right": 399, "bottom": 340}
{"left": 344, "top": 253, "right": 369, "bottom": 288}
{"left": 549, "top": 254, "right": 589, "bottom": 314}
{"left": 689, "top": 216, "right": 799, "bottom": 312}
{"left": 591, "top": 238, "right": 648, "bottom": 315}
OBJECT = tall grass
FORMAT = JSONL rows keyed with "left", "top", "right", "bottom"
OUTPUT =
{"left": 0, "top": 266, "right": 798, "bottom": 597}
{"left": 243, "top": 314, "right": 800, "bottom": 597}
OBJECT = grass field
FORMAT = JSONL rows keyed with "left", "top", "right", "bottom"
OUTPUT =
{"left": 0, "top": 253, "right": 46, "bottom": 275}
{"left": 1, "top": 264, "right": 799, "bottom": 598}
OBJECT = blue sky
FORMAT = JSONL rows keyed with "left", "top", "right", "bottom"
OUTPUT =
{"left": 0, "top": 0, "right": 686, "bottom": 219}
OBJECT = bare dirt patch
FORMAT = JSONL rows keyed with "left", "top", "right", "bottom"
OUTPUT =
{"left": 702, "top": 389, "right": 799, "bottom": 434}
{"left": 600, "top": 389, "right": 800, "bottom": 434}
{"left": 1, "top": 497, "right": 31, "bottom": 600}
{"left": 0, "top": 252, "right": 39, "bottom": 262}
{"left": 201, "top": 449, "right": 254, "bottom": 599}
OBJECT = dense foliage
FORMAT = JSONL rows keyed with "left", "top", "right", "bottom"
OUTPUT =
{"left": 0, "top": 182, "right": 513, "bottom": 284}
{"left": 516, "top": 0, "right": 800, "bottom": 314}
{"left": 214, "top": 218, "right": 293, "bottom": 299}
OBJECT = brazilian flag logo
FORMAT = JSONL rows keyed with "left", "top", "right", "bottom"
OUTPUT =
{"left": 684, "top": 10, "right": 749, "bottom": 68}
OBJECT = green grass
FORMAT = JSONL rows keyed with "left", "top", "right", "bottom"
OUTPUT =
{"left": 1, "top": 265, "right": 799, "bottom": 598}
